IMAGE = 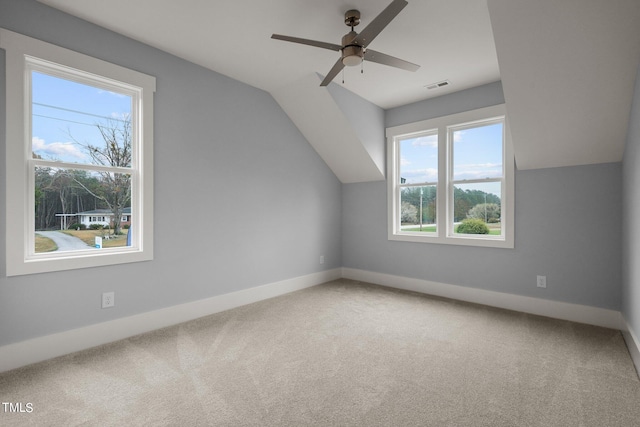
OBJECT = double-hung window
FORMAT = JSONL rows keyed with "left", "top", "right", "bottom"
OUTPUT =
{"left": 387, "top": 104, "right": 514, "bottom": 248}
{"left": 1, "top": 29, "right": 155, "bottom": 275}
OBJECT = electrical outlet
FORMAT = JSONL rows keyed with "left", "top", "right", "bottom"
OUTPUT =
{"left": 102, "top": 292, "right": 115, "bottom": 308}
{"left": 536, "top": 275, "right": 547, "bottom": 288}
{"left": 320, "top": 255, "right": 325, "bottom": 265}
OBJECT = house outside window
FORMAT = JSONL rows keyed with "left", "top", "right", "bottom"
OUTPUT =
{"left": 1, "top": 29, "right": 155, "bottom": 276}
{"left": 386, "top": 104, "right": 514, "bottom": 248}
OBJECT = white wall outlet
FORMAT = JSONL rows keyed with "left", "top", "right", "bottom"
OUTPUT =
{"left": 536, "top": 275, "right": 547, "bottom": 288}
{"left": 102, "top": 291, "right": 115, "bottom": 308}
{"left": 319, "top": 255, "right": 325, "bottom": 265}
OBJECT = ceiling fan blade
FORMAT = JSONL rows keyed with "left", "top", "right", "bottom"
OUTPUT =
{"left": 352, "top": 0, "right": 408, "bottom": 47}
{"left": 320, "top": 58, "right": 346, "bottom": 86}
{"left": 271, "top": 34, "right": 342, "bottom": 51}
{"left": 364, "top": 49, "right": 420, "bottom": 72}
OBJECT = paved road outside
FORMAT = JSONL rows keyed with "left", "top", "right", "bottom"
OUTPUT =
{"left": 37, "top": 231, "right": 92, "bottom": 251}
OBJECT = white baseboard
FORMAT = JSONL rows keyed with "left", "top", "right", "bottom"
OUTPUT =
{"left": 0, "top": 268, "right": 342, "bottom": 373}
{"left": 621, "top": 319, "right": 640, "bottom": 376}
{"left": 0, "top": 267, "right": 625, "bottom": 374}
{"left": 342, "top": 268, "right": 622, "bottom": 330}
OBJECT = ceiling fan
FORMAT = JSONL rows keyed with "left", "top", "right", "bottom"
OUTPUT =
{"left": 271, "top": 0, "right": 420, "bottom": 86}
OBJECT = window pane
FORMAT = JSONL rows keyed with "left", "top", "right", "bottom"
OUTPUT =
{"left": 399, "top": 132, "right": 438, "bottom": 184}
{"left": 453, "top": 182, "right": 502, "bottom": 236}
{"left": 34, "top": 166, "right": 132, "bottom": 253}
{"left": 400, "top": 186, "right": 437, "bottom": 233}
{"left": 31, "top": 71, "right": 132, "bottom": 167}
{"left": 452, "top": 122, "right": 503, "bottom": 181}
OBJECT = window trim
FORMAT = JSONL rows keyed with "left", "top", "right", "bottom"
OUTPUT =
{"left": 1, "top": 29, "right": 155, "bottom": 276}
{"left": 386, "top": 104, "right": 514, "bottom": 248}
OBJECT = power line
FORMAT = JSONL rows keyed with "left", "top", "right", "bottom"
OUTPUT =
{"left": 32, "top": 102, "right": 129, "bottom": 123}
{"left": 32, "top": 113, "right": 100, "bottom": 128}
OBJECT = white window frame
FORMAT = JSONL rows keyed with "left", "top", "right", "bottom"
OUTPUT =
{"left": 387, "top": 104, "right": 514, "bottom": 248}
{"left": 1, "top": 29, "right": 155, "bottom": 276}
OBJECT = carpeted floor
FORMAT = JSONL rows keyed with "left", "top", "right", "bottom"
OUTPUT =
{"left": 1, "top": 279, "right": 639, "bottom": 426}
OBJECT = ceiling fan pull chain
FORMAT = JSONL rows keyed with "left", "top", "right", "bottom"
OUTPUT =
{"left": 342, "top": 68, "right": 345, "bottom": 84}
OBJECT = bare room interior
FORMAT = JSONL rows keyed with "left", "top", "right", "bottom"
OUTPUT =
{"left": 2, "top": 0, "right": 640, "bottom": 425}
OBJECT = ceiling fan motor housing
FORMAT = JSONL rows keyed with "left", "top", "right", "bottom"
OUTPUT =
{"left": 341, "top": 31, "right": 363, "bottom": 66}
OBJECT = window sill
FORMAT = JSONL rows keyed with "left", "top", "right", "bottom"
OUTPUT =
{"left": 389, "top": 232, "right": 514, "bottom": 248}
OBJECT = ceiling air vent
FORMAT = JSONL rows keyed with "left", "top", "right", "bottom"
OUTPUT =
{"left": 425, "top": 80, "right": 451, "bottom": 90}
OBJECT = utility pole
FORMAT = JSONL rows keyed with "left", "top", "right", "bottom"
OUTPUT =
{"left": 419, "top": 188, "right": 423, "bottom": 231}
{"left": 484, "top": 193, "right": 487, "bottom": 222}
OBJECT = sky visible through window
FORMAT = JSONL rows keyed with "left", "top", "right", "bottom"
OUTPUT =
{"left": 453, "top": 123, "right": 503, "bottom": 182}
{"left": 31, "top": 71, "right": 132, "bottom": 164}
{"left": 400, "top": 132, "right": 438, "bottom": 184}
{"left": 400, "top": 122, "right": 503, "bottom": 195}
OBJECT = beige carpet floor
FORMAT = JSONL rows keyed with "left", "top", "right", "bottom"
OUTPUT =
{"left": 1, "top": 279, "right": 639, "bottom": 426}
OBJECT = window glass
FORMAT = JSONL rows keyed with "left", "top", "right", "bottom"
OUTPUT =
{"left": 397, "top": 131, "right": 438, "bottom": 234}
{"left": 400, "top": 186, "right": 437, "bottom": 233}
{"left": 31, "top": 70, "right": 135, "bottom": 256}
{"left": 453, "top": 182, "right": 502, "bottom": 236}
{"left": 452, "top": 122, "right": 503, "bottom": 181}
{"left": 32, "top": 72, "right": 133, "bottom": 167}
{"left": 33, "top": 165, "right": 133, "bottom": 252}
{"left": 399, "top": 132, "right": 438, "bottom": 184}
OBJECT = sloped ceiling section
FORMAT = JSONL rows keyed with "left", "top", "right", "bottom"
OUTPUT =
{"left": 326, "top": 81, "right": 386, "bottom": 176}
{"left": 271, "top": 74, "right": 385, "bottom": 183}
{"left": 487, "top": 0, "right": 640, "bottom": 170}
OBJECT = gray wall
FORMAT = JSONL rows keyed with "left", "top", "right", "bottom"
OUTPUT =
{"left": 386, "top": 81, "right": 505, "bottom": 128}
{"left": 622, "top": 60, "right": 640, "bottom": 334}
{"left": 343, "top": 83, "right": 622, "bottom": 310}
{"left": 0, "top": 0, "right": 342, "bottom": 346}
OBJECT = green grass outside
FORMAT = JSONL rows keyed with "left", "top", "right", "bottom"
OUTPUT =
{"left": 402, "top": 223, "right": 502, "bottom": 235}
{"left": 402, "top": 225, "right": 437, "bottom": 233}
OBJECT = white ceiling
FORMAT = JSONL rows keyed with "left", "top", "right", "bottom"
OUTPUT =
{"left": 37, "top": 0, "right": 500, "bottom": 110}
{"left": 37, "top": 0, "right": 640, "bottom": 174}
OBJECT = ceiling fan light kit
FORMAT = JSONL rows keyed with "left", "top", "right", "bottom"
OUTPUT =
{"left": 341, "top": 43, "right": 364, "bottom": 67}
{"left": 271, "top": 0, "right": 419, "bottom": 86}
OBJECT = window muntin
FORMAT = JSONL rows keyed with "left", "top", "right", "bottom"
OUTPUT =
{"left": 1, "top": 29, "right": 155, "bottom": 275}
{"left": 387, "top": 104, "right": 514, "bottom": 248}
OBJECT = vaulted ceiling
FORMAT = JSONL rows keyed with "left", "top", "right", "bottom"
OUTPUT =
{"left": 39, "top": 0, "right": 640, "bottom": 181}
